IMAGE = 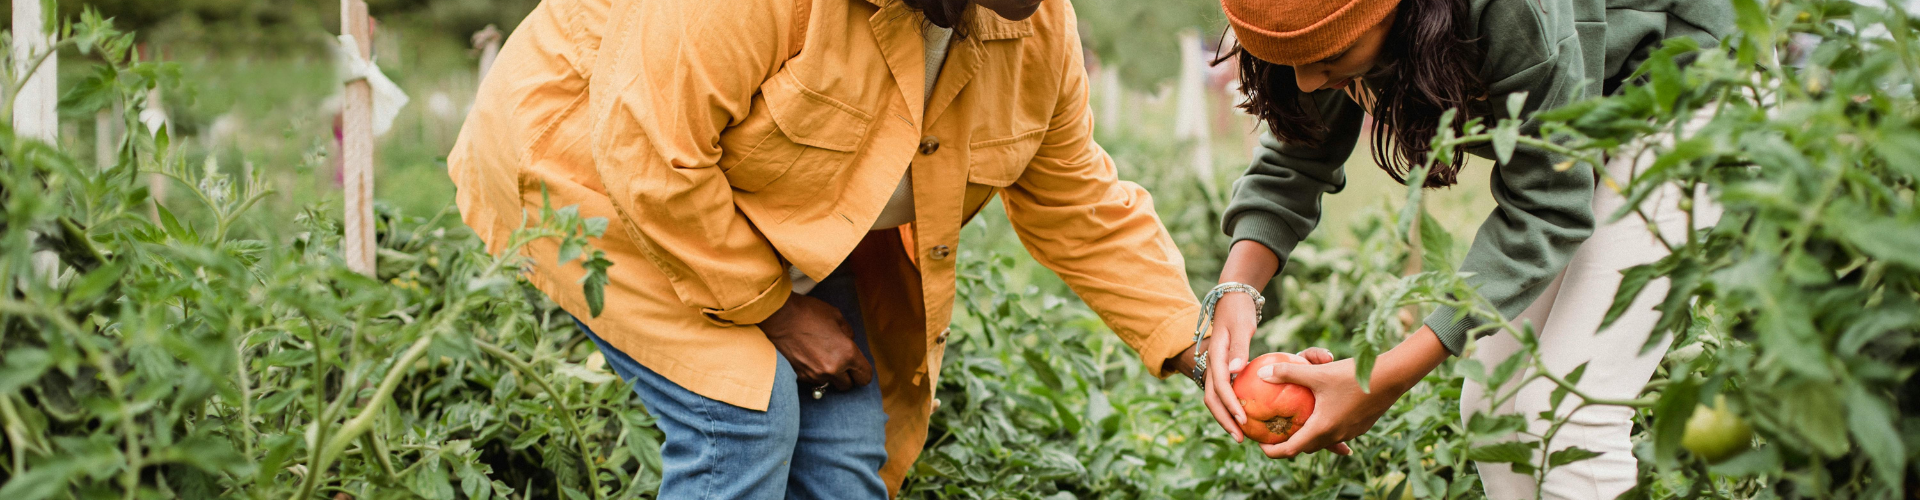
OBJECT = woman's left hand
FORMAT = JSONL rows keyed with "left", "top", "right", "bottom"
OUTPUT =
{"left": 1250, "top": 357, "right": 1405, "bottom": 458}
{"left": 1253, "top": 327, "right": 1452, "bottom": 458}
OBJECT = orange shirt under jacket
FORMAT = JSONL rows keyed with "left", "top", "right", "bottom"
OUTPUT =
{"left": 448, "top": 0, "right": 1202, "bottom": 491}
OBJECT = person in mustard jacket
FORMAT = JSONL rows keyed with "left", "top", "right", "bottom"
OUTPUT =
{"left": 447, "top": 0, "right": 1276, "bottom": 497}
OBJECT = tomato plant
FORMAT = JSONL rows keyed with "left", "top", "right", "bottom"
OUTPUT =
{"left": 1, "top": 1, "right": 1915, "bottom": 498}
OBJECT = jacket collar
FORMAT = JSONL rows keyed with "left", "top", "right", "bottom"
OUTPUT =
{"left": 965, "top": 8, "right": 1034, "bottom": 40}
{"left": 856, "top": 0, "right": 1033, "bottom": 40}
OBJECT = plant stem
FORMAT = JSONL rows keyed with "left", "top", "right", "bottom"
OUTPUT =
{"left": 475, "top": 338, "right": 606, "bottom": 500}
{"left": 307, "top": 333, "right": 435, "bottom": 492}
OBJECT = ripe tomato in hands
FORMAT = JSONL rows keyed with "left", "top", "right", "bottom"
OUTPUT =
{"left": 1233, "top": 352, "right": 1316, "bottom": 445}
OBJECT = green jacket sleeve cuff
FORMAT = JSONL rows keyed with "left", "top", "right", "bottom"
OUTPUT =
{"left": 1225, "top": 210, "right": 1307, "bottom": 269}
{"left": 1422, "top": 305, "right": 1482, "bottom": 357}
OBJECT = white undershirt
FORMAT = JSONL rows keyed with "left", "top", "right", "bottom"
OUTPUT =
{"left": 790, "top": 22, "right": 953, "bottom": 294}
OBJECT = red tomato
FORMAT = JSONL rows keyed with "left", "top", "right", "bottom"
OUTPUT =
{"left": 1232, "top": 352, "right": 1316, "bottom": 445}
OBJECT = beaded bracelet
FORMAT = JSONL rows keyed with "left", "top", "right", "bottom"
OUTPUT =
{"left": 1190, "top": 282, "right": 1266, "bottom": 387}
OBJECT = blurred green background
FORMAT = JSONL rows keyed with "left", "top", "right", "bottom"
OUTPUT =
{"left": 39, "top": 0, "right": 1494, "bottom": 293}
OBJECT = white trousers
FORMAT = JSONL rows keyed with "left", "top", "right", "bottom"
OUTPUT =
{"left": 1460, "top": 125, "right": 1721, "bottom": 499}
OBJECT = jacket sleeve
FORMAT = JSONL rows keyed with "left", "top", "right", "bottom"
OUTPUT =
{"left": 999, "top": 17, "right": 1201, "bottom": 378}
{"left": 1424, "top": 4, "right": 1597, "bottom": 355}
{"left": 586, "top": 0, "right": 797, "bottom": 327}
{"left": 1221, "top": 89, "right": 1363, "bottom": 269}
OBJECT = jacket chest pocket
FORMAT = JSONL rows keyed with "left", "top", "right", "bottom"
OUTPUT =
{"left": 957, "top": 128, "right": 1043, "bottom": 222}
{"left": 718, "top": 72, "right": 873, "bottom": 196}
{"left": 966, "top": 128, "right": 1044, "bottom": 187}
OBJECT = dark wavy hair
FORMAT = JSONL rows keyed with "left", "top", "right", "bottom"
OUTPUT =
{"left": 900, "top": 0, "right": 974, "bottom": 36}
{"left": 1223, "top": 0, "right": 1485, "bottom": 187}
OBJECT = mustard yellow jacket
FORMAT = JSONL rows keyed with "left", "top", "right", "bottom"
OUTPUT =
{"left": 447, "top": 0, "right": 1201, "bottom": 490}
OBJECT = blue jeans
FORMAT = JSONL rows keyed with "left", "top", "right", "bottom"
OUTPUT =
{"left": 575, "top": 267, "right": 890, "bottom": 500}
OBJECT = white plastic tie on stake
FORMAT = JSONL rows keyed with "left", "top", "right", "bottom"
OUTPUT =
{"left": 335, "top": 35, "right": 411, "bottom": 137}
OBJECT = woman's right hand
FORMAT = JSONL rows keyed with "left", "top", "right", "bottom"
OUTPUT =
{"left": 1201, "top": 292, "right": 1260, "bottom": 442}
{"left": 760, "top": 293, "right": 873, "bottom": 391}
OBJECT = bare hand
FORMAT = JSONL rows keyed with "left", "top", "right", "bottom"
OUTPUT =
{"left": 1199, "top": 292, "right": 1260, "bottom": 441}
{"left": 1191, "top": 294, "right": 1349, "bottom": 453}
{"left": 759, "top": 293, "right": 873, "bottom": 391}
{"left": 1254, "top": 328, "right": 1450, "bottom": 458}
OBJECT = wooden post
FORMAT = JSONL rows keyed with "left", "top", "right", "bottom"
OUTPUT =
{"left": 1097, "top": 64, "right": 1121, "bottom": 133}
{"left": 13, "top": 0, "right": 57, "bottom": 142}
{"left": 95, "top": 106, "right": 118, "bottom": 169}
{"left": 141, "top": 85, "right": 167, "bottom": 222}
{"left": 1174, "top": 31, "right": 1213, "bottom": 181}
{"left": 342, "top": 0, "right": 376, "bottom": 277}
{"left": 472, "top": 25, "right": 503, "bottom": 84}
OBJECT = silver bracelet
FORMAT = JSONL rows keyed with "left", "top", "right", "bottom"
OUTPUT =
{"left": 1190, "top": 282, "right": 1266, "bottom": 387}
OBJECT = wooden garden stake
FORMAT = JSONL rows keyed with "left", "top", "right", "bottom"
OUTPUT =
{"left": 13, "top": 0, "right": 57, "bottom": 142}
{"left": 1174, "top": 30, "right": 1213, "bottom": 181}
{"left": 342, "top": 0, "right": 376, "bottom": 277}
{"left": 95, "top": 108, "right": 116, "bottom": 169}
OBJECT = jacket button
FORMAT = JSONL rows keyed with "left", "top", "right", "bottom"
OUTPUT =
{"left": 918, "top": 136, "right": 940, "bottom": 155}
{"left": 930, "top": 245, "right": 951, "bottom": 260}
{"left": 936, "top": 328, "right": 950, "bottom": 344}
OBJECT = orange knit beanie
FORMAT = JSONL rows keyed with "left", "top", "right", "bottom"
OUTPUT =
{"left": 1223, "top": 0, "right": 1401, "bottom": 67}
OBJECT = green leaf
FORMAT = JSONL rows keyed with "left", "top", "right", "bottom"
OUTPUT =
{"left": 170, "top": 436, "right": 250, "bottom": 476}
{"left": 1651, "top": 376, "right": 1699, "bottom": 467}
{"left": 409, "top": 456, "right": 456, "bottom": 500}
{"left": 1601, "top": 263, "right": 1661, "bottom": 331}
{"left": 558, "top": 239, "right": 583, "bottom": 264}
{"left": 1418, "top": 211, "right": 1456, "bottom": 273}
{"left": 0, "top": 347, "right": 52, "bottom": 395}
{"left": 1467, "top": 441, "right": 1538, "bottom": 464}
{"left": 1846, "top": 384, "right": 1905, "bottom": 488}
{"left": 1354, "top": 341, "right": 1378, "bottom": 394}
{"left": 255, "top": 434, "right": 299, "bottom": 490}
{"left": 261, "top": 349, "right": 315, "bottom": 368}
{"left": 1837, "top": 296, "right": 1918, "bottom": 355}
{"left": 1452, "top": 358, "right": 1486, "bottom": 386}
{"left": 1778, "top": 382, "right": 1849, "bottom": 458}
{"left": 1049, "top": 396, "right": 1082, "bottom": 436}
{"left": 255, "top": 390, "right": 299, "bottom": 415}
{"left": 583, "top": 217, "right": 610, "bottom": 238}
{"left": 459, "top": 462, "right": 493, "bottom": 500}
{"left": 1876, "top": 125, "right": 1920, "bottom": 178}
{"left": 1548, "top": 446, "right": 1604, "bottom": 467}
{"left": 1022, "top": 350, "right": 1062, "bottom": 391}
{"left": 1489, "top": 350, "right": 1527, "bottom": 389}
{"left": 510, "top": 424, "right": 549, "bottom": 450}
{"left": 580, "top": 251, "right": 613, "bottom": 318}
{"left": 156, "top": 202, "right": 195, "bottom": 243}
{"left": 0, "top": 460, "right": 82, "bottom": 500}
{"left": 1491, "top": 123, "right": 1520, "bottom": 165}
{"left": 1831, "top": 212, "right": 1920, "bottom": 271}
{"left": 1549, "top": 362, "right": 1589, "bottom": 411}
{"left": 555, "top": 362, "right": 616, "bottom": 385}
{"left": 1466, "top": 413, "right": 1526, "bottom": 439}
{"left": 60, "top": 262, "right": 122, "bottom": 305}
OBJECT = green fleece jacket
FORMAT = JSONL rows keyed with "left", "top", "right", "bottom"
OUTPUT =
{"left": 1222, "top": 0, "right": 1735, "bottom": 355}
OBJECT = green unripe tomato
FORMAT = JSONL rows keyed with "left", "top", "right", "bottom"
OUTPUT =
{"left": 1681, "top": 395, "right": 1753, "bottom": 464}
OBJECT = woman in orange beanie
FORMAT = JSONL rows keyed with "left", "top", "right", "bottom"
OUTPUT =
{"left": 1190, "top": 0, "right": 1733, "bottom": 497}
